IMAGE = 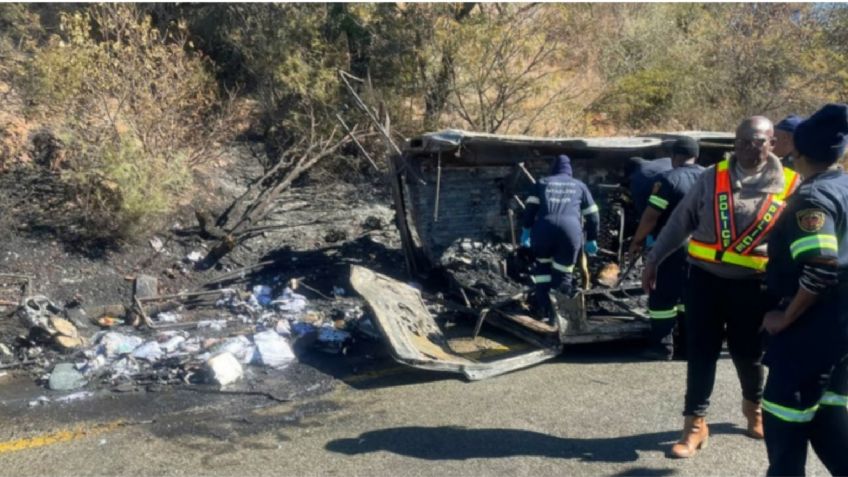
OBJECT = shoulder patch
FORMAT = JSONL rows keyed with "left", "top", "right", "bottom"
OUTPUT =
{"left": 796, "top": 208, "right": 826, "bottom": 233}
{"left": 651, "top": 181, "right": 662, "bottom": 194}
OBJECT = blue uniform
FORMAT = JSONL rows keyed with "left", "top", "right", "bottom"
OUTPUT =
{"left": 763, "top": 169, "right": 848, "bottom": 476}
{"left": 645, "top": 163, "right": 705, "bottom": 356}
{"left": 523, "top": 155, "right": 599, "bottom": 315}
{"left": 629, "top": 157, "right": 673, "bottom": 217}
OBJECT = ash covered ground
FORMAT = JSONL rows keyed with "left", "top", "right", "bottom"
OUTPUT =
{"left": 0, "top": 142, "right": 408, "bottom": 405}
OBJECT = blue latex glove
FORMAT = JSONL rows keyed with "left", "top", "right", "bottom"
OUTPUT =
{"left": 520, "top": 228, "right": 531, "bottom": 248}
{"left": 584, "top": 240, "right": 599, "bottom": 256}
{"left": 645, "top": 234, "right": 656, "bottom": 248}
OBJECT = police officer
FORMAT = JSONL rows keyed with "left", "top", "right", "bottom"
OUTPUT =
{"left": 762, "top": 103, "right": 848, "bottom": 476}
{"left": 643, "top": 116, "right": 799, "bottom": 458}
{"left": 521, "top": 155, "right": 600, "bottom": 320}
{"left": 629, "top": 137, "right": 704, "bottom": 360}
{"left": 774, "top": 114, "right": 803, "bottom": 168}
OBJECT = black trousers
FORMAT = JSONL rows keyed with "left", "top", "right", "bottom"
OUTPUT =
{"left": 764, "top": 352, "right": 848, "bottom": 476}
{"left": 683, "top": 265, "right": 771, "bottom": 416}
{"left": 649, "top": 248, "right": 688, "bottom": 355}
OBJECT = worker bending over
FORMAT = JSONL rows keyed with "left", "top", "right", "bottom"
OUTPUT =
{"left": 629, "top": 137, "right": 704, "bottom": 360}
{"left": 521, "top": 154, "right": 599, "bottom": 320}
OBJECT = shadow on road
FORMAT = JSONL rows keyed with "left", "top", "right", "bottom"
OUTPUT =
{"left": 325, "top": 423, "right": 742, "bottom": 463}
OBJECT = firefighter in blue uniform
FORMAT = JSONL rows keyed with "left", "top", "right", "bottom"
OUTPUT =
{"left": 629, "top": 137, "right": 705, "bottom": 360}
{"left": 521, "top": 154, "right": 600, "bottom": 319}
{"left": 762, "top": 103, "right": 848, "bottom": 476}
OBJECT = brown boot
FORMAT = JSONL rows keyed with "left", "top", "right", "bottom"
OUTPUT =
{"left": 670, "top": 416, "right": 709, "bottom": 458}
{"left": 742, "top": 399, "right": 764, "bottom": 439}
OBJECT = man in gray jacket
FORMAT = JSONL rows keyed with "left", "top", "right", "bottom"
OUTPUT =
{"left": 643, "top": 116, "right": 799, "bottom": 458}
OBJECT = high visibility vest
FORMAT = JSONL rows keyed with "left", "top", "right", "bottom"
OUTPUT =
{"left": 687, "top": 160, "right": 799, "bottom": 272}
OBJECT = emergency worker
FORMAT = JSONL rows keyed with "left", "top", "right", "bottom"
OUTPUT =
{"left": 521, "top": 155, "right": 600, "bottom": 319}
{"left": 761, "top": 103, "right": 848, "bottom": 476}
{"left": 642, "top": 116, "right": 799, "bottom": 458}
{"left": 629, "top": 137, "right": 704, "bottom": 360}
{"left": 774, "top": 114, "right": 803, "bottom": 168}
{"left": 625, "top": 156, "right": 673, "bottom": 218}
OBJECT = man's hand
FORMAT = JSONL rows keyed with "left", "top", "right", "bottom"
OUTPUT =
{"left": 628, "top": 240, "right": 643, "bottom": 257}
{"left": 762, "top": 310, "right": 792, "bottom": 335}
{"left": 642, "top": 262, "right": 658, "bottom": 294}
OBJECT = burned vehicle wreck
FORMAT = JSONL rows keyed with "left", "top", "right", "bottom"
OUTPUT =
{"left": 352, "top": 129, "right": 732, "bottom": 380}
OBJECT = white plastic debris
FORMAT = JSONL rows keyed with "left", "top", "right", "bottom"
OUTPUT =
{"left": 252, "top": 285, "right": 273, "bottom": 307}
{"left": 274, "top": 319, "right": 292, "bottom": 337}
{"left": 253, "top": 330, "right": 295, "bottom": 369}
{"left": 186, "top": 251, "right": 203, "bottom": 262}
{"left": 211, "top": 336, "right": 256, "bottom": 364}
{"left": 48, "top": 363, "right": 87, "bottom": 390}
{"left": 155, "top": 311, "right": 181, "bottom": 323}
{"left": 159, "top": 334, "right": 186, "bottom": 354}
{"left": 271, "top": 287, "right": 307, "bottom": 315}
{"left": 131, "top": 341, "right": 163, "bottom": 362}
{"left": 28, "top": 396, "right": 50, "bottom": 407}
{"left": 207, "top": 352, "right": 243, "bottom": 386}
{"left": 196, "top": 319, "right": 227, "bottom": 331}
{"left": 98, "top": 332, "right": 144, "bottom": 358}
{"left": 55, "top": 391, "right": 94, "bottom": 403}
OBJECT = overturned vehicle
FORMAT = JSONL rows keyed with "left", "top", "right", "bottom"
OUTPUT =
{"left": 351, "top": 129, "right": 732, "bottom": 380}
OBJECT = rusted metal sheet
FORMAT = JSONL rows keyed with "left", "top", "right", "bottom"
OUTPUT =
{"left": 349, "top": 265, "right": 559, "bottom": 381}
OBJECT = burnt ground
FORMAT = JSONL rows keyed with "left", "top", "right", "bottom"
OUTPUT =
{"left": 0, "top": 141, "right": 406, "bottom": 404}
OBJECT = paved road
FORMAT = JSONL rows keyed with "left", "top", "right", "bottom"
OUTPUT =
{"left": 0, "top": 343, "right": 829, "bottom": 476}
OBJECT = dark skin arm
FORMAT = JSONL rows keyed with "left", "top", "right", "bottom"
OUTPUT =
{"left": 628, "top": 207, "right": 661, "bottom": 256}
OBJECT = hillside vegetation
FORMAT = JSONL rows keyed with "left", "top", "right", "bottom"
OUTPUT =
{"left": 1, "top": 3, "right": 846, "bottom": 242}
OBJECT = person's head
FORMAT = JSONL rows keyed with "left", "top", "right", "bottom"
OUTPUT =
{"left": 734, "top": 116, "right": 775, "bottom": 170}
{"left": 792, "top": 103, "right": 848, "bottom": 177}
{"left": 774, "top": 114, "right": 803, "bottom": 158}
{"left": 671, "top": 136, "right": 699, "bottom": 167}
{"left": 551, "top": 154, "right": 572, "bottom": 176}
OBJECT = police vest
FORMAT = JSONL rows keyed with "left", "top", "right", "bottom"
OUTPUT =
{"left": 687, "top": 160, "right": 799, "bottom": 272}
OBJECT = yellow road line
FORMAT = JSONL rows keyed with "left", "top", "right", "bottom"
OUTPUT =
{"left": 0, "top": 420, "right": 125, "bottom": 455}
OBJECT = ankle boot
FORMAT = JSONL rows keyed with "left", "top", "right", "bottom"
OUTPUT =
{"left": 742, "top": 399, "right": 764, "bottom": 439}
{"left": 670, "top": 416, "right": 709, "bottom": 458}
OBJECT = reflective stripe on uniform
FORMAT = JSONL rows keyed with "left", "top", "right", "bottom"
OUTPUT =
{"left": 552, "top": 262, "right": 574, "bottom": 273}
{"left": 688, "top": 240, "right": 768, "bottom": 271}
{"left": 649, "top": 308, "right": 677, "bottom": 319}
{"left": 526, "top": 196, "right": 540, "bottom": 205}
{"left": 582, "top": 204, "right": 599, "bottom": 215}
{"left": 820, "top": 391, "right": 848, "bottom": 407}
{"left": 536, "top": 257, "right": 553, "bottom": 264}
{"left": 790, "top": 234, "right": 838, "bottom": 259}
{"left": 762, "top": 399, "right": 819, "bottom": 423}
{"left": 648, "top": 194, "right": 669, "bottom": 210}
{"left": 531, "top": 274, "right": 552, "bottom": 284}
{"left": 676, "top": 304, "right": 686, "bottom": 313}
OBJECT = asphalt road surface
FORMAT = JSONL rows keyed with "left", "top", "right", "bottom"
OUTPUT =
{"left": 0, "top": 343, "right": 830, "bottom": 476}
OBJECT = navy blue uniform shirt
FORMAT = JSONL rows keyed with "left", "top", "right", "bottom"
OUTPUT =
{"left": 629, "top": 157, "right": 673, "bottom": 216}
{"left": 646, "top": 163, "right": 705, "bottom": 235}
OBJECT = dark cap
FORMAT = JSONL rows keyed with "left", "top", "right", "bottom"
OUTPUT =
{"left": 794, "top": 104, "right": 848, "bottom": 165}
{"left": 776, "top": 114, "right": 803, "bottom": 133}
{"left": 671, "top": 136, "right": 699, "bottom": 159}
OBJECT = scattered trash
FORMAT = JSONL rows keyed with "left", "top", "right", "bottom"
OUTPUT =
{"left": 131, "top": 341, "right": 163, "bottom": 362}
{"left": 94, "top": 316, "right": 121, "bottom": 328}
{"left": 252, "top": 285, "right": 273, "bottom": 307}
{"left": 98, "top": 332, "right": 144, "bottom": 359}
{"left": 196, "top": 319, "right": 227, "bottom": 331}
{"left": 0, "top": 343, "right": 12, "bottom": 358}
{"left": 48, "top": 363, "right": 87, "bottom": 391}
{"left": 253, "top": 330, "right": 295, "bottom": 369}
{"left": 186, "top": 251, "right": 203, "bottom": 262}
{"left": 210, "top": 336, "right": 256, "bottom": 364}
{"left": 332, "top": 286, "right": 346, "bottom": 297}
{"left": 316, "top": 324, "right": 351, "bottom": 354}
{"left": 55, "top": 391, "right": 94, "bottom": 403}
{"left": 271, "top": 288, "right": 307, "bottom": 316}
{"left": 207, "top": 352, "right": 243, "bottom": 386}
{"left": 28, "top": 396, "right": 50, "bottom": 407}
{"left": 155, "top": 311, "right": 181, "bottom": 323}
